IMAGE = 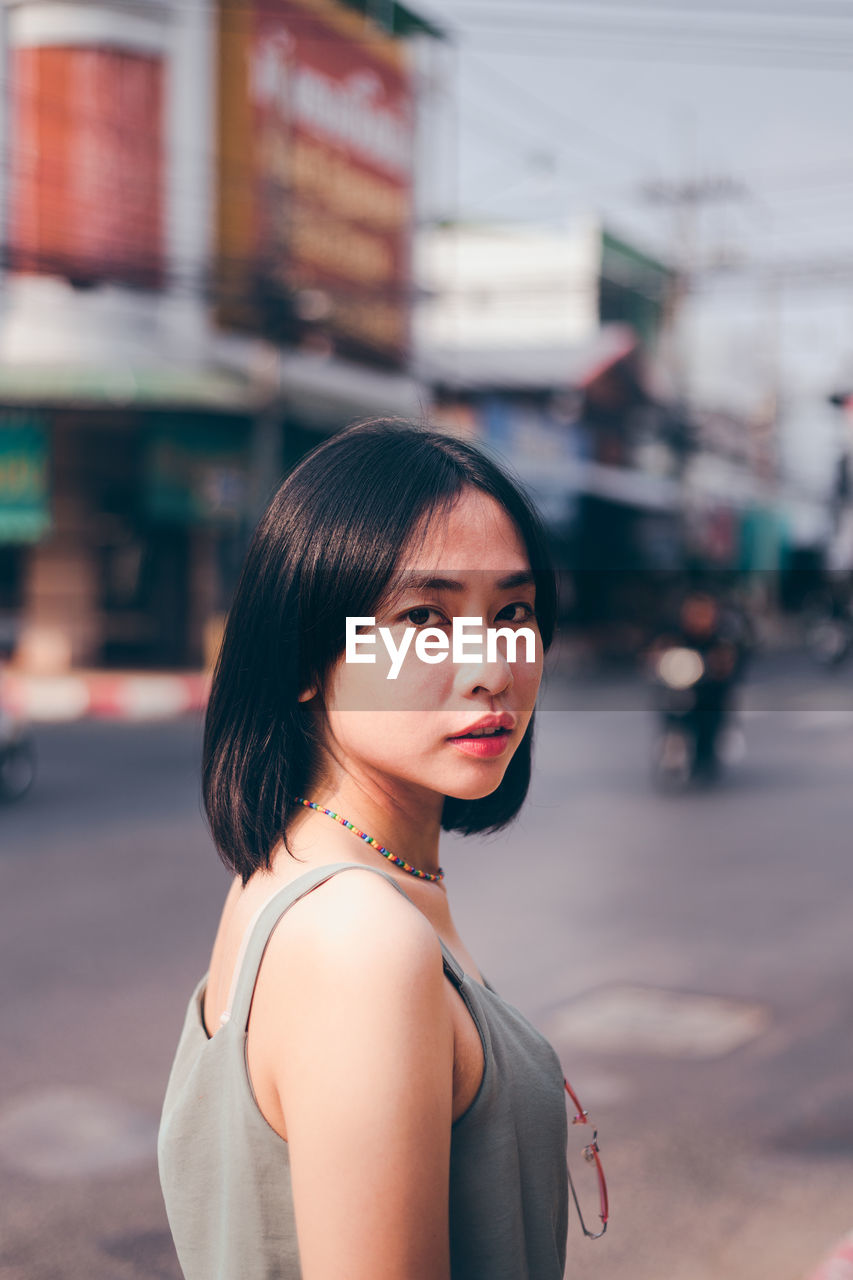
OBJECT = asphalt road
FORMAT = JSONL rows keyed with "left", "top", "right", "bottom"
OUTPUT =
{"left": 1, "top": 652, "right": 852, "bottom": 1280}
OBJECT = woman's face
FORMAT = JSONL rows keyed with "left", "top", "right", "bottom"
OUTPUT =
{"left": 305, "top": 487, "right": 544, "bottom": 814}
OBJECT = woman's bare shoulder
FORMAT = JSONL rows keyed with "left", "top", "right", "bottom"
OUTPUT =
{"left": 249, "top": 865, "right": 453, "bottom": 1123}
{"left": 251, "top": 867, "right": 455, "bottom": 1280}
{"left": 261, "top": 865, "right": 443, "bottom": 982}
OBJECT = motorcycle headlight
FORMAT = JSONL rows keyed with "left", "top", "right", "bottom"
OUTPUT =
{"left": 657, "top": 647, "right": 705, "bottom": 690}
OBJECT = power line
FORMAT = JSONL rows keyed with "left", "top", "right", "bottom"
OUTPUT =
{"left": 452, "top": 14, "right": 853, "bottom": 51}
{"left": 451, "top": 2, "right": 853, "bottom": 26}
{"left": 461, "top": 49, "right": 656, "bottom": 171}
{"left": 447, "top": 33, "right": 853, "bottom": 70}
{"left": 0, "top": 59, "right": 789, "bottom": 256}
{"left": 2, "top": 13, "right": 851, "bottom": 260}
{"left": 455, "top": 9, "right": 853, "bottom": 28}
{"left": 450, "top": 0, "right": 853, "bottom": 16}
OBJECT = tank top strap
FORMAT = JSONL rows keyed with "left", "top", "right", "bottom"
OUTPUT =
{"left": 226, "top": 862, "right": 463, "bottom": 1032}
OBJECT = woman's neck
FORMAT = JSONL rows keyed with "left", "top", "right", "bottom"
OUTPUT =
{"left": 290, "top": 778, "right": 444, "bottom": 879}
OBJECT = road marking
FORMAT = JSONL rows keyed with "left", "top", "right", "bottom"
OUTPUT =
{"left": 0, "top": 1087, "right": 158, "bottom": 1178}
{"left": 805, "top": 1230, "right": 853, "bottom": 1280}
{"left": 548, "top": 985, "right": 770, "bottom": 1059}
{"left": 115, "top": 677, "right": 191, "bottom": 720}
{"left": 17, "top": 677, "right": 90, "bottom": 722}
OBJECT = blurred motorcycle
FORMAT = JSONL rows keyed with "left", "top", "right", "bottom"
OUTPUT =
{"left": 652, "top": 647, "right": 716, "bottom": 785}
{"left": 649, "top": 592, "right": 747, "bottom": 787}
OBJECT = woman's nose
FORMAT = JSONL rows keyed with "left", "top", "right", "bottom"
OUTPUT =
{"left": 457, "top": 647, "right": 514, "bottom": 698}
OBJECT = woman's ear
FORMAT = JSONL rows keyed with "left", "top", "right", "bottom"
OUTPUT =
{"left": 297, "top": 685, "right": 317, "bottom": 703}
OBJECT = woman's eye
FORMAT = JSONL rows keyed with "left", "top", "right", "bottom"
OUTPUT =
{"left": 404, "top": 606, "right": 445, "bottom": 627}
{"left": 495, "top": 602, "right": 536, "bottom": 623}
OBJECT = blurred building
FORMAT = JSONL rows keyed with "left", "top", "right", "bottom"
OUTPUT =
{"left": 825, "top": 388, "right": 853, "bottom": 579}
{"left": 680, "top": 279, "right": 853, "bottom": 590}
{"left": 415, "top": 219, "right": 850, "bottom": 635}
{"left": 0, "top": 0, "right": 441, "bottom": 671}
{"left": 414, "top": 219, "right": 691, "bottom": 633}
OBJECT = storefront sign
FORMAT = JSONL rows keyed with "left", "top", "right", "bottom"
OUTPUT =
{"left": 0, "top": 416, "right": 50, "bottom": 542}
{"left": 218, "top": 0, "right": 414, "bottom": 367}
{"left": 10, "top": 47, "right": 164, "bottom": 287}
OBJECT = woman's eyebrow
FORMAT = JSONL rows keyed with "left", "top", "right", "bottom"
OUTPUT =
{"left": 388, "top": 570, "right": 535, "bottom": 594}
{"left": 496, "top": 570, "right": 536, "bottom": 590}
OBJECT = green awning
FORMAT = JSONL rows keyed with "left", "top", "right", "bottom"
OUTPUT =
{"left": 0, "top": 364, "right": 258, "bottom": 413}
{"left": 0, "top": 415, "right": 50, "bottom": 543}
{"left": 338, "top": 0, "right": 445, "bottom": 38}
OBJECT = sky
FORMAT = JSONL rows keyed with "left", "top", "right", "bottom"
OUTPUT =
{"left": 412, "top": 0, "right": 853, "bottom": 278}
{"left": 408, "top": 0, "right": 853, "bottom": 457}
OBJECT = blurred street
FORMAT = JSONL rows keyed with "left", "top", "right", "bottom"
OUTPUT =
{"left": 1, "top": 0, "right": 852, "bottom": 1275}
{"left": 1, "top": 653, "right": 852, "bottom": 1280}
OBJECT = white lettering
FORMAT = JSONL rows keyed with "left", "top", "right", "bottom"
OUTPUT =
{"left": 452, "top": 618, "right": 486, "bottom": 664}
{"left": 379, "top": 626, "right": 414, "bottom": 680}
{"left": 250, "top": 39, "right": 412, "bottom": 179}
{"left": 344, "top": 617, "right": 538, "bottom": 677}
{"left": 415, "top": 627, "right": 449, "bottom": 664}
{"left": 346, "top": 616, "right": 376, "bottom": 663}
{"left": 293, "top": 67, "right": 412, "bottom": 178}
{"left": 486, "top": 626, "right": 537, "bottom": 665}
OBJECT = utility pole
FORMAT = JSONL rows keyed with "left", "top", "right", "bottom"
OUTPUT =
{"left": 640, "top": 174, "right": 750, "bottom": 402}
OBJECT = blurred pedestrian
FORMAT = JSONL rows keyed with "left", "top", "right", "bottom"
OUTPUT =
{"left": 158, "top": 420, "right": 602, "bottom": 1278}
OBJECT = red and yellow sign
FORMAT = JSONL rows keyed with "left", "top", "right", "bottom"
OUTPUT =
{"left": 218, "top": 0, "right": 414, "bottom": 367}
{"left": 10, "top": 47, "right": 164, "bottom": 288}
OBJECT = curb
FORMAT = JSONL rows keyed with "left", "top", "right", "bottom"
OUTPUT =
{"left": 3, "top": 671, "right": 211, "bottom": 723}
{"left": 804, "top": 1231, "right": 853, "bottom": 1280}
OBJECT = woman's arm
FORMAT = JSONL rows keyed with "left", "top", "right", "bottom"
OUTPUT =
{"left": 250, "top": 873, "right": 455, "bottom": 1280}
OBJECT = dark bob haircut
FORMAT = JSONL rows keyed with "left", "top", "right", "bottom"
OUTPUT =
{"left": 203, "top": 418, "right": 557, "bottom": 884}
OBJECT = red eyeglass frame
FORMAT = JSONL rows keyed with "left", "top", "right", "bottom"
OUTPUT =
{"left": 564, "top": 1078, "right": 609, "bottom": 1239}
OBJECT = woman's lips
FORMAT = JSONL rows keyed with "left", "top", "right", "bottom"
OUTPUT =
{"left": 447, "top": 729, "right": 511, "bottom": 758}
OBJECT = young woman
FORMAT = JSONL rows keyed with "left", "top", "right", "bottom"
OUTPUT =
{"left": 158, "top": 419, "right": 584, "bottom": 1279}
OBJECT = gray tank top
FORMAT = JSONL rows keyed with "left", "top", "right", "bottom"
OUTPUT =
{"left": 158, "top": 863, "right": 569, "bottom": 1279}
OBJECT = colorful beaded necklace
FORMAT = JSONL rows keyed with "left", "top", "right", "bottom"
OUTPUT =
{"left": 293, "top": 797, "right": 445, "bottom": 884}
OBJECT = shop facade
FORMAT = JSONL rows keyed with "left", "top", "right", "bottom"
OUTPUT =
{"left": 0, "top": 0, "right": 439, "bottom": 672}
{"left": 0, "top": 399, "right": 256, "bottom": 671}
